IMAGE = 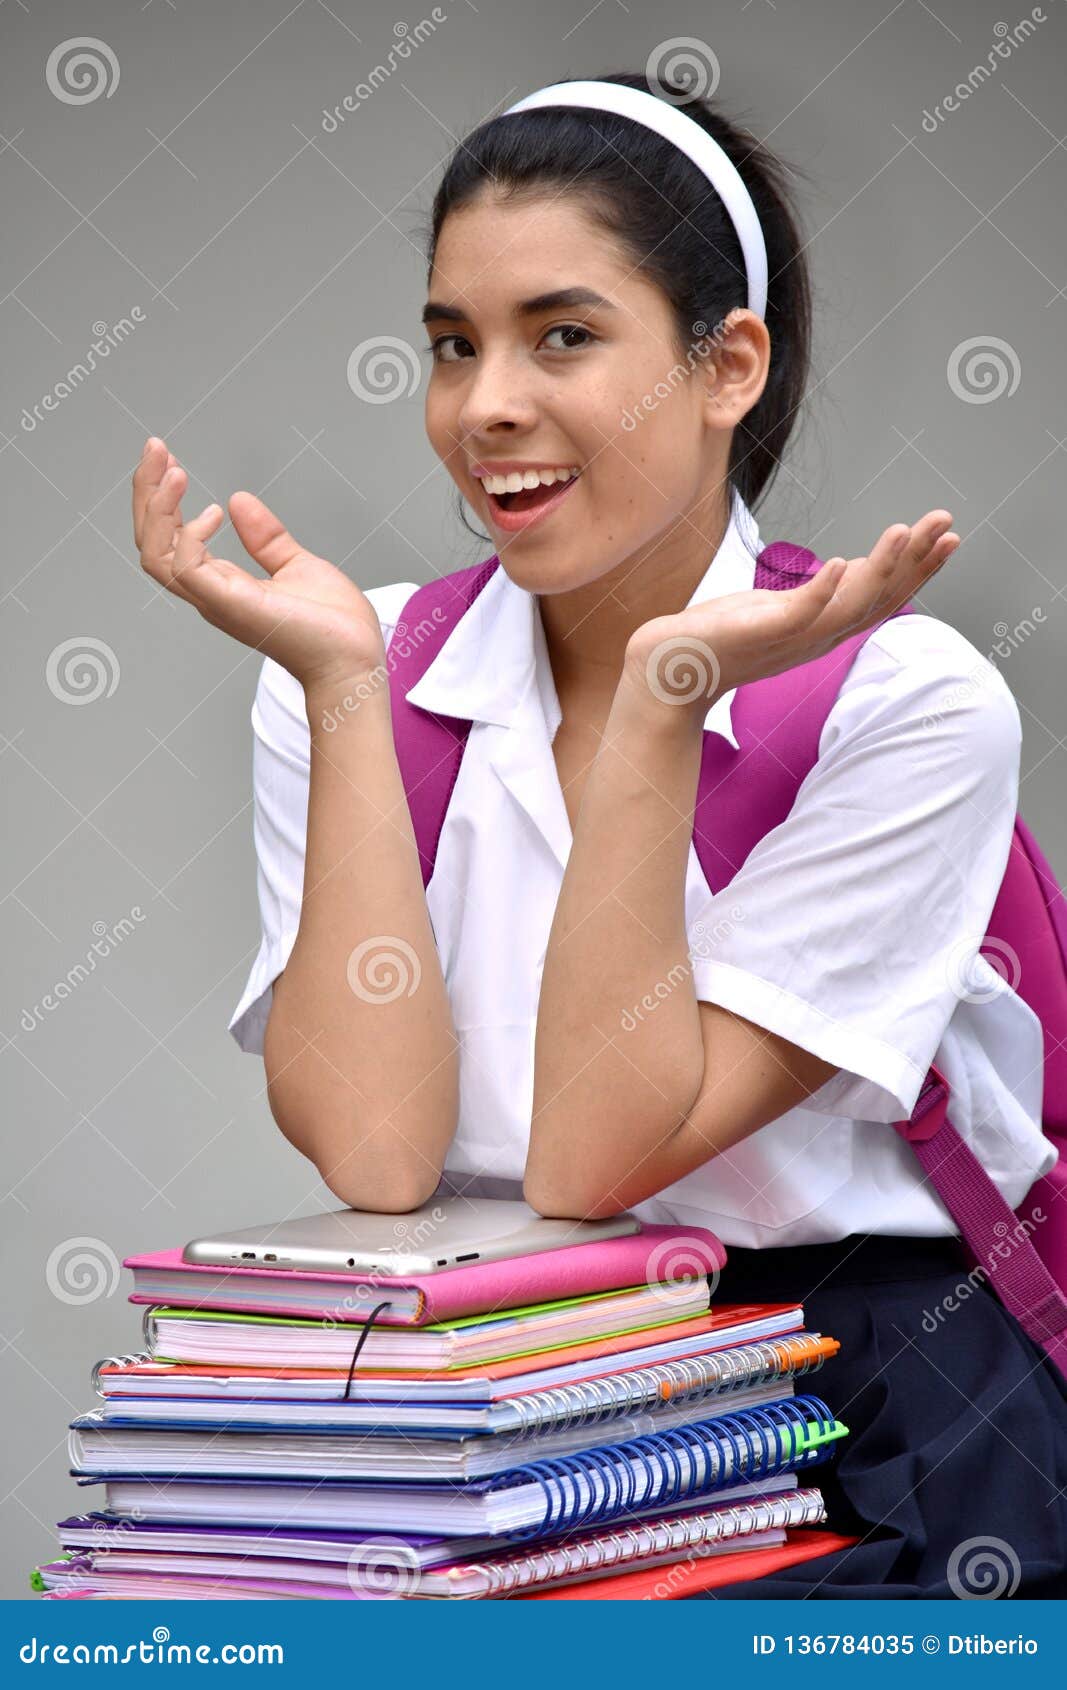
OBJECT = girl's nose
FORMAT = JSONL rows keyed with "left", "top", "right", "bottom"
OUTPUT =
{"left": 456, "top": 353, "right": 539, "bottom": 438}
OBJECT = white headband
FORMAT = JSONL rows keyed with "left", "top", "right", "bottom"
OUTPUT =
{"left": 502, "top": 80, "right": 768, "bottom": 323}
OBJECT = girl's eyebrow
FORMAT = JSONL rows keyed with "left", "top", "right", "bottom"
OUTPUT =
{"left": 420, "top": 286, "right": 616, "bottom": 326}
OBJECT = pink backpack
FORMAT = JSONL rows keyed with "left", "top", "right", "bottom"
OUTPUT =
{"left": 385, "top": 543, "right": 1067, "bottom": 1381}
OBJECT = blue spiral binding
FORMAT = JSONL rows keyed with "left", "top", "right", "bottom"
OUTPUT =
{"left": 483, "top": 1394, "right": 843, "bottom": 1542}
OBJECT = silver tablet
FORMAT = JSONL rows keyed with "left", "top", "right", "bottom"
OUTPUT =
{"left": 181, "top": 1197, "right": 641, "bottom": 1276}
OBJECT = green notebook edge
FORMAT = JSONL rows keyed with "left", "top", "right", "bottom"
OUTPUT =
{"left": 143, "top": 1278, "right": 704, "bottom": 1333}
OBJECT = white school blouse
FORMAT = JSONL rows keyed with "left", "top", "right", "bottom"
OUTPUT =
{"left": 228, "top": 494, "right": 1054, "bottom": 1248}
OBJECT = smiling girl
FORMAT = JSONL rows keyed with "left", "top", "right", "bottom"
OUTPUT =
{"left": 132, "top": 71, "right": 1067, "bottom": 1596}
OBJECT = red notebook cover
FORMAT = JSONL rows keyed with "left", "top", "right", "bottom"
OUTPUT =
{"left": 517, "top": 1529, "right": 859, "bottom": 1600}
{"left": 123, "top": 1223, "right": 727, "bottom": 1327}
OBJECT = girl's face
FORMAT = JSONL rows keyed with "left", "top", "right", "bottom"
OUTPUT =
{"left": 423, "top": 190, "right": 759, "bottom": 596}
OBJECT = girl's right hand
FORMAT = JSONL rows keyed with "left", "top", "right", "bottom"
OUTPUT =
{"left": 133, "top": 436, "right": 389, "bottom": 694}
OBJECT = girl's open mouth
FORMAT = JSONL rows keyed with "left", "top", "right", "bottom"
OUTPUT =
{"left": 483, "top": 472, "right": 582, "bottom": 534}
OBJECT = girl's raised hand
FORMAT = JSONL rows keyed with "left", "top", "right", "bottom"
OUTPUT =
{"left": 623, "top": 511, "right": 960, "bottom": 718}
{"left": 132, "top": 437, "right": 389, "bottom": 693}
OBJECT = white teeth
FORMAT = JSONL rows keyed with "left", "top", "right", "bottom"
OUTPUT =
{"left": 481, "top": 467, "right": 579, "bottom": 496}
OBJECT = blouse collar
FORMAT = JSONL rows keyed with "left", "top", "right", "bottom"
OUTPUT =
{"left": 405, "top": 488, "right": 762, "bottom": 749}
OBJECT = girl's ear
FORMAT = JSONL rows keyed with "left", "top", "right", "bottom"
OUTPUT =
{"left": 700, "top": 308, "right": 771, "bottom": 429}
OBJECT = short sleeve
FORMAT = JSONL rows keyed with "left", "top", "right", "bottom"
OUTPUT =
{"left": 227, "top": 580, "right": 419, "bottom": 1054}
{"left": 687, "top": 613, "right": 1023, "bottom": 1123}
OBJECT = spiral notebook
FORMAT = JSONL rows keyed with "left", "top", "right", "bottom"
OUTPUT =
{"left": 36, "top": 1490, "right": 826, "bottom": 1599}
{"left": 414, "top": 1485, "right": 829, "bottom": 1598}
{"left": 96, "top": 1303, "right": 806, "bottom": 1401}
{"left": 55, "top": 1473, "right": 796, "bottom": 1568}
{"left": 68, "top": 1377, "right": 794, "bottom": 1481}
{"left": 90, "top": 1333, "right": 839, "bottom": 1436}
{"left": 517, "top": 1528, "right": 862, "bottom": 1601}
{"left": 38, "top": 1527, "right": 861, "bottom": 1601}
{"left": 74, "top": 1395, "right": 848, "bottom": 1538}
{"left": 35, "top": 1501, "right": 801, "bottom": 1600}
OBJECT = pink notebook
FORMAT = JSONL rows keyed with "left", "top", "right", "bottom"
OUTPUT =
{"left": 123, "top": 1224, "right": 726, "bottom": 1328}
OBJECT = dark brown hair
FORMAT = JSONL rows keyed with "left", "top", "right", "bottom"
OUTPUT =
{"left": 424, "top": 70, "right": 814, "bottom": 536}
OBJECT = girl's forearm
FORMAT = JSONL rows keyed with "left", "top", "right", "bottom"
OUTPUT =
{"left": 263, "top": 677, "right": 459, "bottom": 1211}
{"left": 527, "top": 679, "right": 710, "bottom": 1216}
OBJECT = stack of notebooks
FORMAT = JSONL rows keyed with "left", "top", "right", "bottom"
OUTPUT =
{"left": 34, "top": 1224, "right": 851, "bottom": 1600}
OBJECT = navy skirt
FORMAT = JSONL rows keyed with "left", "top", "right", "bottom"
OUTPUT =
{"left": 683, "top": 1234, "right": 1067, "bottom": 1598}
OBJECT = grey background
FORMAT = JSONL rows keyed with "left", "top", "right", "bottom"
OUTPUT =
{"left": 2, "top": 0, "right": 1064, "bottom": 1599}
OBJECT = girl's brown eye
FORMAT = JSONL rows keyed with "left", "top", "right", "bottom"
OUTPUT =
{"left": 428, "top": 334, "right": 473, "bottom": 362}
{"left": 542, "top": 324, "right": 593, "bottom": 351}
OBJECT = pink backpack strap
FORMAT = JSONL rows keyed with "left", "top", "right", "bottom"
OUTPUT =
{"left": 896, "top": 1067, "right": 1067, "bottom": 1376}
{"left": 387, "top": 557, "right": 500, "bottom": 886}
{"left": 990, "top": 816, "right": 1067, "bottom": 1133}
{"left": 689, "top": 541, "right": 913, "bottom": 895}
{"left": 980, "top": 816, "right": 1067, "bottom": 1312}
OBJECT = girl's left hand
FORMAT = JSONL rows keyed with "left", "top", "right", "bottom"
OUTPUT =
{"left": 622, "top": 510, "right": 960, "bottom": 720}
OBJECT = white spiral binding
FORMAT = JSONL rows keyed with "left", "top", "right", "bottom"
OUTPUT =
{"left": 476, "top": 1486, "right": 828, "bottom": 1594}
{"left": 500, "top": 1336, "right": 829, "bottom": 1435}
{"left": 90, "top": 1351, "right": 154, "bottom": 1395}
